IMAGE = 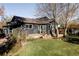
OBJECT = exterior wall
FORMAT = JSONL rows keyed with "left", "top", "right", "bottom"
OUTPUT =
{"left": 22, "top": 24, "right": 49, "bottom": 34}
{"left": 3, "top": 27, "right": 13, "bottom": 37}
{"left": 22, "top": 24, "right": 39, "bottom": 34}
{"left": 3, "top": 27, "right": 10, "bottom": 35}
{"left": 3, "top": 22, "right": 55, "bottom": 35}
{"left": 21, "top": 23, "right": 55, "bottom": 35}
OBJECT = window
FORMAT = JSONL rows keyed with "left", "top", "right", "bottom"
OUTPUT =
{"left": 26, "top": 25, "right": 29, "bottom": 28}
{"left": 25, "top": 24, "right": 33, "bottom": 29}
{"left": 29, "top": 25, "right": 32, "bottom": 28}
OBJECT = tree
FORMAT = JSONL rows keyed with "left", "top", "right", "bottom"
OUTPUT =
{"left": 36, "top": 3, "right": 79, "bottom": 37}
{"left": 57, "top": 3, "right": 79, "bottom": 36}
{"left": 0, "top": 5, "right": 5, "bottom": 21}
{"left": 36, "top": 3, "right": 64, "bottom": 37}
{"left": 4, "top": 16, "right": 13, "bottom": 22}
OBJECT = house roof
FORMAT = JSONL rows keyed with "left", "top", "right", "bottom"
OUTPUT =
{"left": 7, "top": 16, "right": 54, "bottom": 24}
{"left": 3, "top": 16, "right": 56, "bottom": 29}
{"left": 23, "top": 17, "right": 54, "bottom": 24}
{"left": 6, "top": 16, "right": 55, "bottom": 25}
{"left": 11, "top": 16, "right": 55, "bottom": 24}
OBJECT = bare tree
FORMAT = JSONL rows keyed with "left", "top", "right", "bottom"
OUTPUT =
{"left": 57, "top": 3, "right": 79, "bottom": 36}
{"left": 36, "top": 3, "right": 64, "bottom": 37}
{"left": 36, "top": 3, "right": 79, "bottom": 37}
{"left": 0, "top": 5, "right": 5, "bottom": 21}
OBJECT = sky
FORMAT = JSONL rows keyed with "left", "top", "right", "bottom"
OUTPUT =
{"left": 0, "top": 3, "right": 37, "bottom": 18}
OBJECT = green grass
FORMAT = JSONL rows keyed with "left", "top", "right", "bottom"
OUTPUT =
{"left": 16, "top": 39, "right": 79, "bottom": 56}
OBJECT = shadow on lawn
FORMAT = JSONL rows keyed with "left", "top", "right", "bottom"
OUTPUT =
{"left": 0, "top": 39, "right": 17, "bottom": 56}
{"left": 64, "top": 38, "right": 79, "bottom": 44}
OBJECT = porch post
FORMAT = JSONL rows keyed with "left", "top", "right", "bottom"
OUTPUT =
{"left": 38, "top": 25, "right": 41, "bottom": 34}
{"left": 39, "top": 25, "right": 41, "bottom": 34}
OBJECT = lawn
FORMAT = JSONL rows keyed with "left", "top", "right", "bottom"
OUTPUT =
{"left": 16, "top": 39, "right": 79, "bottom": 56}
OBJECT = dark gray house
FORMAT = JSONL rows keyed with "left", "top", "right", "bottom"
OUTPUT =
{"left": 3, "top": 16, "right": 57, "bottom": 35}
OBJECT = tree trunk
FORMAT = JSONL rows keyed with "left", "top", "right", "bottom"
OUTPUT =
{"left": 55, "top": 25, "right": 59, "bottom": 38}
{"left": 53, "top": 20, "right": 59, "bottom": 38}
{"left": 49, "top": 22, "right": 59, "bottom": 38}
{"left": 63, "top": 24, "right": 67, "bottom": 37}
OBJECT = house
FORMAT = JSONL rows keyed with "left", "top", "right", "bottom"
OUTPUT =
{"left": 3, "top": 16, "right": 57, "bottom": 36}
